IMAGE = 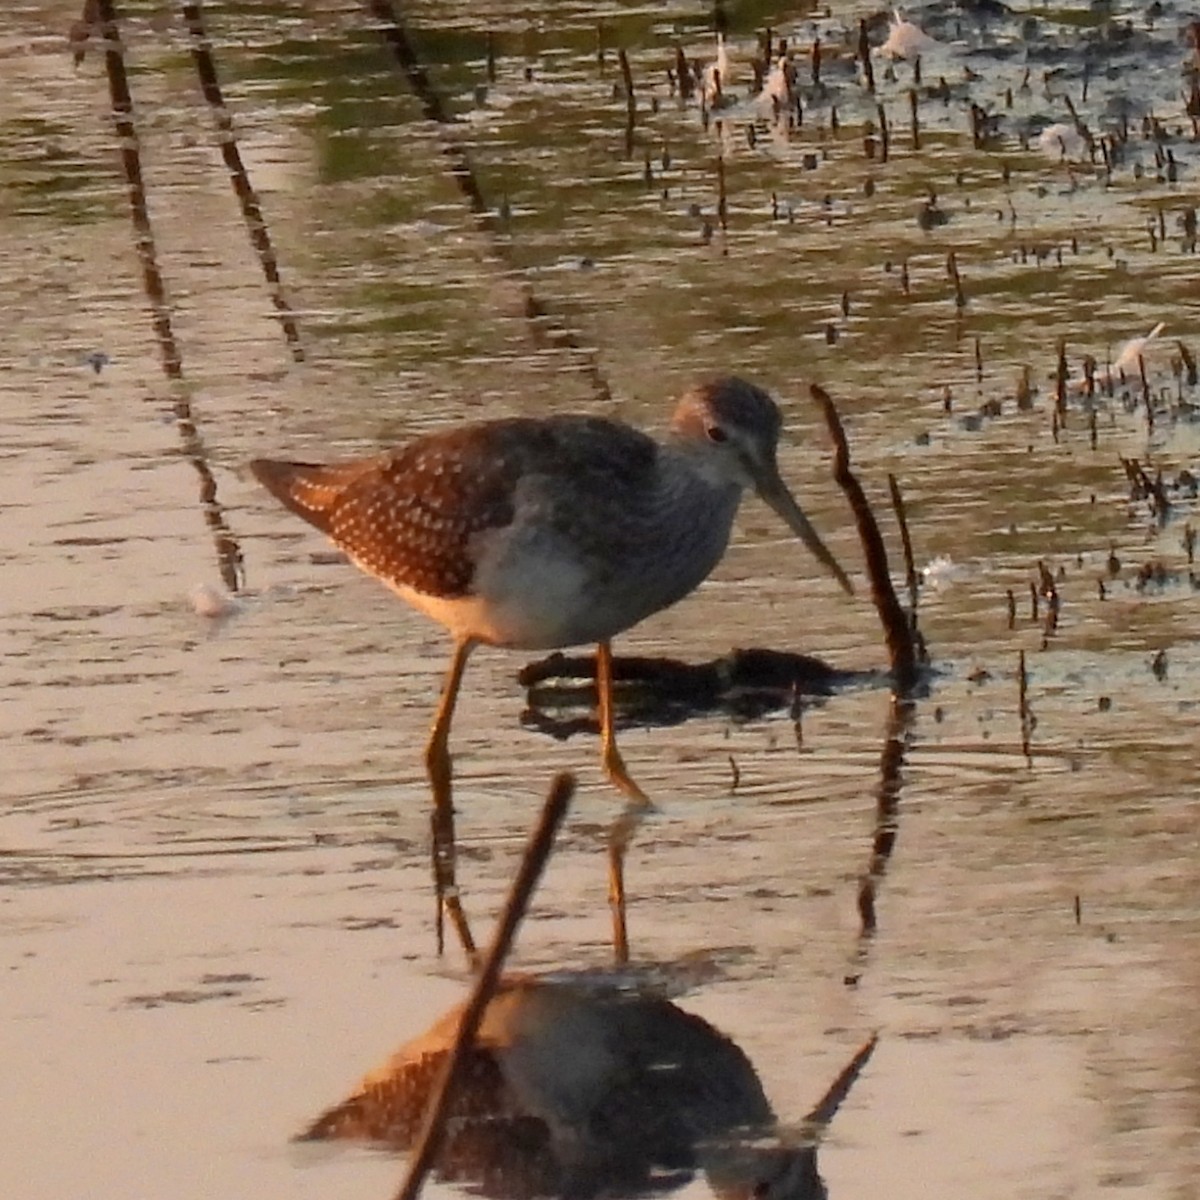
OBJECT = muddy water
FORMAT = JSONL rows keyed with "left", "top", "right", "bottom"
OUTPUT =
{"left": 2, "top": 1, "right": 1198, "bottom": 1197}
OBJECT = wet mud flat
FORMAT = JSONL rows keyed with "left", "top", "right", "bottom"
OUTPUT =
{"left": 2, "top": 2, "right": 1200, "bottom": 1199}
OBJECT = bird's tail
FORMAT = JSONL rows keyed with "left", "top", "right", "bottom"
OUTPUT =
{"left": 249, "top": 457, "right": 377, "bottom": 531}
{"left": 295, "top": 1091, "right": 377, "bottom": 1143}
{"left": 294, "top": 1050, "right": 448, "bottom": 1146}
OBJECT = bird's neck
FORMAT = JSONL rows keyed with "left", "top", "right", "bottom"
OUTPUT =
{"left": 662, "top": 434, "right": 746, "bottom": 499}
{"left": 648, "top": 442, "right": 744, "bottom": 582}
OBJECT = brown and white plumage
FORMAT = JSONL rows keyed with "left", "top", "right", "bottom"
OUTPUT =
{"left": 250, "top": 377, "right": 851, "bottom": 964}
{"left": 298, "top": 976, "right": 825, "bottom": 1200}
{"left": 251, "top": 382, "right": 848, "bottom": 649}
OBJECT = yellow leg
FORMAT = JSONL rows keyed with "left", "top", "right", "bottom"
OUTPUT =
{"left": 596, "top": 640, "right": 654, "bottom": 964}
{"left": 425, "top": 637, "right": 479, "bottom": 969}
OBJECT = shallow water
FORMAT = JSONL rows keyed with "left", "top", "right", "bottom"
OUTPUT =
{"left": 2, "top": 1, "right": 1198, "bottom": 1197}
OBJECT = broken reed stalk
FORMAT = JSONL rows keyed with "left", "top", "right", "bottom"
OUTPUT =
{"left": 1055, "top": 339, "right": 1068, "bottom": 415}
{"left": 1062, "top": 93, "right": 1094, "bottom": 157}
{"left": 909, "top": 88, "right": 920, "bottom": 151}
{"left": 1119, "top": 455, "right": 1170, "bottom": 521}
{"left": 70, "top": 0, "right": 100, "bottom": 64}
{"left": 180, "top": 1, "right": 303, "bottom": 361}
{"left": 1018, "top": 650, "right": 1032, "bottom": 766}
{"left": 95, "top": 0, "right": 244, "bottom": 593}
{"left": 1139, "top": 354, "right": 1154, "bottom": 429}
{"left": 858, "top": 20, "right": 874, "bottom": 93}
{"left": 802, "top": 1033, "right": 879, "bottom": 1132}
{"left": 618, "top": 47, "right": 635, "bottom": 112}
{"left": 1037, "top": 560, "right": 1060, "bottom": 642}
{"left": 887, "top": 474, "right": 919, "bottom": 617}
{"left": 856, "top": 874, "right": 876, "bottom": 936}
{"left": 716, "top": 154, "right": 728, "bottom": 235}
{"left": 618, "top": 48, "right": 636, "bottom": 156}
{"left": 946, "top": 251, "right": 965, "bottom": 309}
{"left": 810, "top": 385, "right": 921, "bottom": 692}
{"left": 1178, "top": 339, "right": 1198, "bottom": 385}
{"left": 876, "top": 102, "right": 889, "bottom": 163}
{"left": 363, "top": 1, "right": 476, "bottom": 190}
{"left": 854, "top": 693, "right": 914, "bottom": 951}
{"left": 1128, "top": 453, "right": 1166, "bottom": 520}
{"left": 1082, "top": 354, "right": 1095, "bottom": 399}
{"left": 363, "top": 0, "right": 613, "bottom": 403}
{"left": 395, "top": 772, "right": 577, "bottom": 1200}
{"left": 673, "top": 43, "right": 693, "bottom": 98}
{"left": 96, "top": 0, "right": 180, "bottom": 379}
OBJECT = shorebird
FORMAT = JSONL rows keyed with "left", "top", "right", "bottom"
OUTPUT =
{"left": 250, "top": 376, "right": 851, "bottom": 964}
{"left": 297, "top": 975, "right": 826, "bottom": 1200}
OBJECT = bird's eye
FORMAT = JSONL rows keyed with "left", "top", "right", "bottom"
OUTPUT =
{"left": 705, "top": 425, "right": 728, "bottom": 443}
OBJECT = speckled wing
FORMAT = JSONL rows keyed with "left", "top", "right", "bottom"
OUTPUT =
{"left": 250, "top": 415, "right": 659, "bottom": 600}
{"left": 293, "top": 979, "right": 779, "bottom": 1198}
{"left": 296, "top": 1044, "right": 565, "bottom": 1194}
{"left": 251, "top": 428, "right": 518, "bottom": 598}
{"left": 296, "top": 1044, "right": 511, "bottom": 1146}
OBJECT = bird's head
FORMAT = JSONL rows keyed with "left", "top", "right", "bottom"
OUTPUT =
{"left": 705, "top": 1140, "right": 826, "bottom": 1200}
{"left": 671, "top": 377, "right": 853, "bottom": 595}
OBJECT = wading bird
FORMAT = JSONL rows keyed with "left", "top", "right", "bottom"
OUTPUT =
{"left": 299, "top": 975, "right": 827, "bottom": 1200}
{"left": 251, "top": 377, "right": 851, "bottom": 963}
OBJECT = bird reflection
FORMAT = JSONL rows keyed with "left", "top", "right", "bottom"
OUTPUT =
{"left": 298, "top": 975, "right": 826, "bottom": 1200}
